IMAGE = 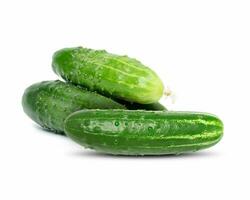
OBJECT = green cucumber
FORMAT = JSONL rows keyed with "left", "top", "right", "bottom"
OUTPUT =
{"left": 64, "top": 110, "right": 223, "bottom": 155}
{"left": 52, "top": 47, "right": 164, "bottom": 104}
{"left": 22, "top": 80, "right": 125, "bottom": 134}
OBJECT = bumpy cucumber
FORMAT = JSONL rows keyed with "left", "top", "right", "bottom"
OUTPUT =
{"left": 22, "top": 80, "right": 125, "bottom": 133}
{"left": 52, "top": 47, "right": 164, "bottom": 104}
{"left": 64, "top": 110, "right": 223, "bottom": 155}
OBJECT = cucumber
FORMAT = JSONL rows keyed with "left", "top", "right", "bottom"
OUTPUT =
{"left": 22, "top": 80, "right": 125, "bottom": 134}
{"left": 64, "top": 110, "right": 223, "bottom": 155}
{"left": 52, "top": 47, "right": 164, "bottom": 104}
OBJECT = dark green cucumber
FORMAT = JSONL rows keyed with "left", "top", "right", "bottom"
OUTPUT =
{"left": 22, "top": 80, "right": 125, "bottom": 134}
{"left": 64, "top": 110, "right": 223, "bottom": 155}
{"left": 52, "top": 47, "right": 164, "bottom": 104}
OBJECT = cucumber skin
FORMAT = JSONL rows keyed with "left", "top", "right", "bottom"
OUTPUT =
{"left": 64, "top": 110, "right": 223, "bottom": 155}
{"left": 22, "top": 80, "right": 125, "bottom": 134}
{"left": 52, "top": 47, "right": 164, "bottom": 104}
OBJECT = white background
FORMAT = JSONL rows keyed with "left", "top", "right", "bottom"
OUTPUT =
{"left": 0, "top": 0, "right": 249, "bottom": 199}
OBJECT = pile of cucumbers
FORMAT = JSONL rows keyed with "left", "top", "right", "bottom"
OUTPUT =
{"left": 22, "top": 47, "right": 223, "bottom": 155}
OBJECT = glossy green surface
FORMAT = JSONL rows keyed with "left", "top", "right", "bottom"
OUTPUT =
{"left": 52, "top": 47, "right": 164, "bottom": 104}
{"left": 22, "top": 80, "right": 125, "bottom": 133}
{"left": 64, "top": 110, "right": 223, "bottom": 155}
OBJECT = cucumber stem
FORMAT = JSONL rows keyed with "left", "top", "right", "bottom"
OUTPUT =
{"left": 163, "top": 86, "right": 176, "bottom": 104}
